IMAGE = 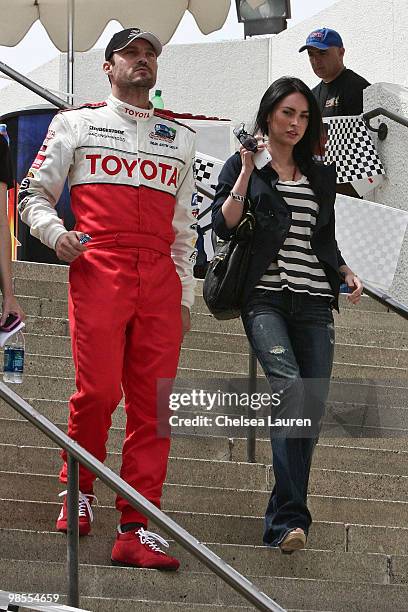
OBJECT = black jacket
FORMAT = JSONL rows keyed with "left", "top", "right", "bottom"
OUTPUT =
{"left": 312, "top": 68, "right": 370, "bottom": 117}
{"left": 211, "top": 153, "right": 346, "bottom": 311}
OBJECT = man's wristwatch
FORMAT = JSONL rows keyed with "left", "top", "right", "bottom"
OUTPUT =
{"left": 229, "top": 191, "right": 245, "bottom": 203}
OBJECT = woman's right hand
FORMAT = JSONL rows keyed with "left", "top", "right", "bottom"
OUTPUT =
{"left": 240, "top": 145, "right": 255, "bottom": 176}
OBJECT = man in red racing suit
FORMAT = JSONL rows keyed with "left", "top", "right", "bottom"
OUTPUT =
{"left": 18, "top": 28, "right": 197, "bottom": 570}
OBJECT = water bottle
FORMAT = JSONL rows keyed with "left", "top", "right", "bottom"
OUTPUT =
{"left": 151, "top": 90, "right": 164, "bottom": 109}
{"left": 3, "top": 330, "right": 25, "bottom": 383}
{"left": 0, "top": 123, "right": 9, "bottom": 144}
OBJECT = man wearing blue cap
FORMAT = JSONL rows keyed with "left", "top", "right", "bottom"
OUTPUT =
{"left": 299, "top": 27, "right": 370, "bottom": 117}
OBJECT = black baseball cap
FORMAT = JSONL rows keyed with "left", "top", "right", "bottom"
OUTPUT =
{"left": 105, "top": 28, "right": 162, "bottom": 60}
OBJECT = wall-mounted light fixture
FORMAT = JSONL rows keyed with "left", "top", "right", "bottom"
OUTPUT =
{"left": 235, "top": 0, "right": 291, "bottom": 37}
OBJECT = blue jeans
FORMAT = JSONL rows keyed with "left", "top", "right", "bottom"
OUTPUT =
{"left": 241, "top": 289, "right": 335, "bottom": 547}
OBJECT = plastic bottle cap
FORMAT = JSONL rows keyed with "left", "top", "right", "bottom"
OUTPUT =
{"left": 155, "top": 90, "right": 162, "bottom": 96}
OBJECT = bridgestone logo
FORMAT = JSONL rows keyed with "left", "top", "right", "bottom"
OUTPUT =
{"left": 89, "top": 126, "right": 124, "bottom": 135}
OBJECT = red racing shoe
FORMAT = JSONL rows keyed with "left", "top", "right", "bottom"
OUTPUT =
{"left": 56, "top": 490, "right": 97, "bottom": 536}
{"left": 111, "top": 526, "right": 180, "bottom": 570}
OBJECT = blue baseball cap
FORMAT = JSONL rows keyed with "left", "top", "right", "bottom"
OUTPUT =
{"left": 299, "top": 28, "right": 343, "bottom": 52}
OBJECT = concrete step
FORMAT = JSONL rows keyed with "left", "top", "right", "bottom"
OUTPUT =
{"left": 191, "top": 309, "right": 408, "bottom": 334}
{"left": 14, "top": 277, "right": 69, "bottom": 301}
{"left": 9, "top": 261, "right": 392, "bottom": 313}
{"left": 3, "top": 489, "right": 408, "bottom": 557}
{"left": 161, "top": 401, "right": 408, "bottom": 439}
{"left": 2, "top": 416, "right": 408, "bottom": 476}
{"left": 1, "top": 442, "right": 408, "bottom": 503}
{"left": 2, "top": 470, "right": 408, "bottom": 529}
{"left": 22, "top": 331, "right": 408, "bottom": 369}
{"left": 80, "top": 600, "right": 252, "bottom": 612}
{"left": 0, "top": 443, "right": 268, "bottom": 491}
{"left": 21, "top": 319, "right": 408, "bottom": 351}
{"left": 81, "top": 600, "right": 252, "bottom": 612}
{"left": 12, "top": 260, "right": 68, "bottom": 282}
{"left": 6, "top": 374, "right": 408, "bottom": 414}
{"left": 1, "top": 557, "right": 408, "bottom": 611}
{"left": 25, "top": 333, "right": 71, "bottom": 356}
{"left": 0, "top": 527, "right": 392, "bottom": 585}
{"left": 16, "top": 350, "right": 408, "bottom": 383}
{"left": 14, "top": 293, "right": 408, "bottom": 334}
{"left": 15, "top": 294, "right": 68, "bottom": 319}
{"left": 23, "top": 315, "right": 69, "bottom": 336}
{"left": 16, "top": 296, "right": 408, "bottom": 337}
{"left": 184, "top": 328, "right": 408, "bottom": 355}
{"left": 2, "top": 383, "right": 408, "bottom": 443}
{"left": 15, "top": 292, "right": 388, "bottom": 325}
{"left": 11, "top": 261, "right": 385, "bottom": 305}
{"left": 0, "top": 497, "right": 345, "bottom": 551}
{"left": 4, "top": 496, "right": 408, "bottom": 559}
{"left": 2, "top": 392, "right": 408, "bottom": 439}
{"left": 50, "top": 597, "right": 255, "bottom": 612}
{"left": 3, "top": 389, "right": 408, "bottom": 436}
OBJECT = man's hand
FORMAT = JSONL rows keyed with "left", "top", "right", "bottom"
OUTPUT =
{"left": 181, "top": 305, "right": 191, "bottom": 339}
{"left": 55, "top": 232, "right": 88, "bottom": 263}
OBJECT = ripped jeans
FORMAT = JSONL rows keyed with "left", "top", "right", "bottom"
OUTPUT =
{"left": 241, "top": 288, "right": 335, "bottom": 547}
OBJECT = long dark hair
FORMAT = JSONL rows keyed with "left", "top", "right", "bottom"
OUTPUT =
{"left": 253, "top": 76, "right": 323, "bottom": 170}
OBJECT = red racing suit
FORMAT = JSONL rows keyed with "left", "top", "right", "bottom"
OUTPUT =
{"left": 18, "top": 95, "right": 197, "bottom": 524}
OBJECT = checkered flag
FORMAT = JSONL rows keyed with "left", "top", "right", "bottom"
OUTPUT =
{"left": 193, "top": 153, "right": 224, "bottom": 262}
{"left": 194, "top": 157, "right": 215, "bottom": 183}
{"left": 323, "top": 116, "right": 385, "bottom": 189}
{"left": 194, "top": 156, "right": 219, "bottom": 209}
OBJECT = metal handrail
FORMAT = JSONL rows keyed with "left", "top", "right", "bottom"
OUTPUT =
{"left": 0, "top": 61, "right": 71, "bottom": 111}
{"left": 362, "top": 281, "right": 408, "bottom": 320}
{"left": 0, "top": 383, "right": 284, "bottom": 612}
{"left": 363, "top": 107, "right": 408, "bottom": 141}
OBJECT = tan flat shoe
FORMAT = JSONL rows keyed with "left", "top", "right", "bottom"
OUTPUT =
{"left": 279, "top": 528, "right": 306, "bottom": 554}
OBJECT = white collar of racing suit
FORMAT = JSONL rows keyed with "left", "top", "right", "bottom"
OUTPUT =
{"left": 107, "top": 94, "right": 155, "bottom": 122}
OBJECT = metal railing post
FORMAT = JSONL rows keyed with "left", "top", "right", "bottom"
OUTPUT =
{"left": 67, "top": 454, "right": 79, "bottom": 607}
{"left": 67, "top": 0, "right": 75, "bottom": 105}
{"left": 247, "top": 344, "right": 257, "bottom": 463}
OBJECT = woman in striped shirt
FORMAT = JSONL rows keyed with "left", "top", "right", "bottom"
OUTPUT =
{"left": 212, "top": 77, "right": 363, "bottom": 554}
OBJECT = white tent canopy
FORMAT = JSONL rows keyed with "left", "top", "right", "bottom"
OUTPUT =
{"left": 0, "top": 0, "right": 231, "bottom": 51}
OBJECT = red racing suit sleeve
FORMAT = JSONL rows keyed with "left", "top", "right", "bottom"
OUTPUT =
{"left": 18, "top": 113, "right": 73, "bottom": 250}
{"left": 171, "top": 133, "right": 197, "bottom": 309}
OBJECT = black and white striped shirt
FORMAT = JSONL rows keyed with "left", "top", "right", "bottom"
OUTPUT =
{"left": 256, "top": 175, "right": 333, "bottom": 297}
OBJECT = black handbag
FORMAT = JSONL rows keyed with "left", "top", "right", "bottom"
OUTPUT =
{"left": 203, "top": 204, "right": 255, "bottom": 320}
